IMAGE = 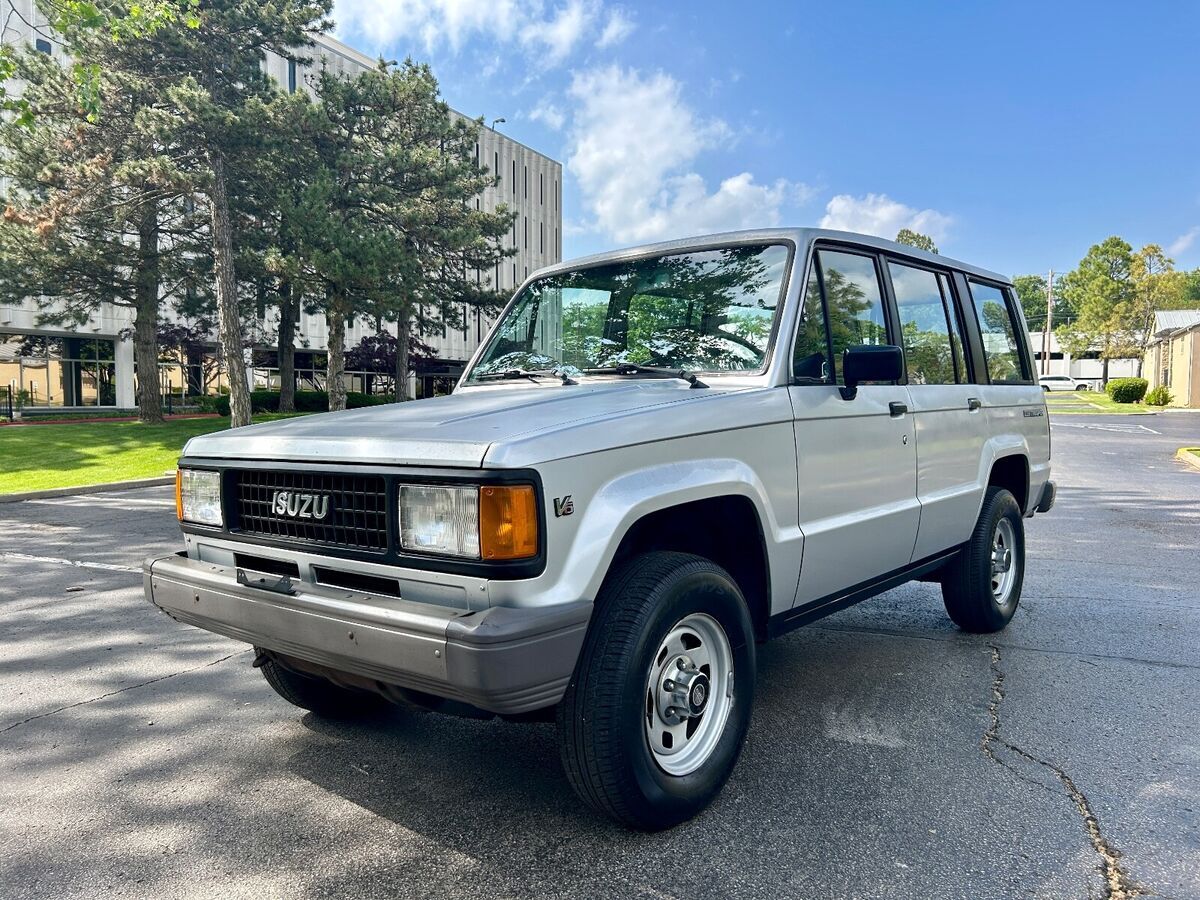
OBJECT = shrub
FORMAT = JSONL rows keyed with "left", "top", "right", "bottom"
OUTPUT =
{"left": 1104, "top": 377, "right": 1148, "bottom": 404}
{"left": 210, "top": 390, "right": 392, "bottom": 416}
{"left": 1144, "top": 385, "right": 1172, "bottom": 407}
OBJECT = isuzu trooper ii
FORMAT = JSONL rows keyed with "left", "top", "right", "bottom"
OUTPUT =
{"left": 146, "top": 228, "right": 1054, "bottom": 830}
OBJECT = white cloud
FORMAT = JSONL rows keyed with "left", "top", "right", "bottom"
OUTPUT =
{"left": 1168, "top": 226, "right": 1199, "bottom": 257}
{"left": 819, "top": 193, "right": 952, "bottom": 244}
{"left": 528, "top": 100, "right": 566, "bottom": 131}
{"left": 332, "top": 0, "right": 628, "bottom": 64}
{"left": 566, "top": 65, "right": 811, "bottom": 244}
{"left": 597, "top": 9, "right": 633, "bottom": 47}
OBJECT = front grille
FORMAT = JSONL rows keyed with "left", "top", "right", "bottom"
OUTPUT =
{"left": 233, "top": 470, "right": 388, "bottom": 553}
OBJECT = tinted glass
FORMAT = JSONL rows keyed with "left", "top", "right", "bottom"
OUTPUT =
{"left": 467, "top": 244, "right": 789, "bottom": 379}
{"left": 890, "top": 261, "right": 959, "bottom": 384}
{"left": 968, "top": 281, "right": 1027, "bottom": 383}
{"left": 792, "top": 264, "right": 831, "bottom": 382}
{"left": 816, "top": 250, "right": 889, "bottom": 382}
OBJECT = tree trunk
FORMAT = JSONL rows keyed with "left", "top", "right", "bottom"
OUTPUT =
{"left": 395, "top": 313, "right": 411, "bottom": 402}
{"left": 327, "top": 291, "right": 347, "bottom": 411}
{"left": 209, "top": 153, "right": 252, "bottom": 428}
{"left": 277, "top": 279, "right": 296, "bottom": 413}
{"left": 1102, "top": 356, "right": 1110, "bottom": 385}
{"left": 133, "top": 202, "right": 164, "bottom": 424}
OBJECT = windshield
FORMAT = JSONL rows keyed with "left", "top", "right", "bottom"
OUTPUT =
{"left": 465, "top": 243, "right": 791, "bottom": 382}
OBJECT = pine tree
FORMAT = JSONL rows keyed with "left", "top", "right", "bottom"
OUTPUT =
{"left": 0, "top": 31, "right": 201, "bottom": 423}
{"left": 302, "top": 60, "right": 513, "bottom": 409}
{"left": 140, "top": 0, "right": 332, "bottom": 426}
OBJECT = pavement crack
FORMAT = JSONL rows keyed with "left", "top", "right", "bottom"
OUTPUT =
{"left": 983, "top": 645, "right": 1146, "bottom": 900}
{"left": 0, "top": 649, "right": 251, "bottom": 736}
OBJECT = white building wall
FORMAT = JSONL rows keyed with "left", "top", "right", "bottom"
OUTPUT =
{"left": 1028, "top": 331, "right": 1140, "bottom": 387}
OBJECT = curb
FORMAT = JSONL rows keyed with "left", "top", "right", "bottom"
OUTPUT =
{"left": 0, "top": 476, "right": 175, "bottom": 503}
{"left": 1176, "top": 448, "right": 1200, "bottom": 472}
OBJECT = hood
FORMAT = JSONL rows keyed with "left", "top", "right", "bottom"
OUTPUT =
{"left": 182, "top": 381, "right": 752, "bottom": 468}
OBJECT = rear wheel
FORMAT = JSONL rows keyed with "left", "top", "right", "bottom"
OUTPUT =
{"left": 257, "top": 651, "right": 386, "bottom": 718}
{"left": 557, "top": 552, "right": 756, "bottom": 830}
{"left": 941, "top": 487, "right": 1025, "bottom": 632}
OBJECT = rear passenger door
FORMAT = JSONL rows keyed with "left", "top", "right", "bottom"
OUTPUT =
{"left": 884, "top": 259, "right": 988, "bottom": 561}
{"left": 788, "top": 245, "right": 919, "bottom": 607}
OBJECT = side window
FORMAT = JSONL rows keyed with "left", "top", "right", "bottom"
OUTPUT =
{"left": 968, "top": 281, "right": 1029, "bottom": 383}
{"left": 889, "top": 261, "right": 959, "bottom": 384}
{"left": 792, "top": 263, "right": 831, "bottom": 382}
{"left": 817, "top": 249, "right": 889, "bottom": 382}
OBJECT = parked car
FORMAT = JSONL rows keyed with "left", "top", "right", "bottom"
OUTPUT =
{"left": 1038, "top": 374, "right": 1085, "bottom": 392}
{"left": 146, "top": 228, "right": 1055, "bottom": 830}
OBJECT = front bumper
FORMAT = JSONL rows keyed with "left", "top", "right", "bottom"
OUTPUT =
{"left": 143, "top": 553, "right": 590, "bottom": 714}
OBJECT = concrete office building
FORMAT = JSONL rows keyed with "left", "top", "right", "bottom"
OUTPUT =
{"left": 1, "top": 3, "right": 562, "bottom": 411}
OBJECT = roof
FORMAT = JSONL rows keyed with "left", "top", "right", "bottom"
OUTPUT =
{"left": 1152, "top": 310, "right": 1200, "bottom": 336}
{"left": 531, "top": 228, "right": 1010, "bottom": 285}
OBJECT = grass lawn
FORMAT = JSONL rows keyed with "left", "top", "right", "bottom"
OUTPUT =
{"left": 0, "top": 414, "right": 303, "bottom": 495}
{"left": 1044, "top": 391, "right": 1163, "bottom": 415}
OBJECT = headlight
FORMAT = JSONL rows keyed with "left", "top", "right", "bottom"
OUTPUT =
{"left": 399, "top": 484, "right": 538, "bottom": 561}
{"left": 400, "top": 484, "right": 480, "bottom": 558}
{"left": 176, "top": 469, "right": 223, "bottom": 526}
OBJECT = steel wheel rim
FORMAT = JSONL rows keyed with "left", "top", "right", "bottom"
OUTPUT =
{"left": 991, "top": 517, "right": 1018, "bottom": 607}
{"left": 644, "top": 612, "right": 734, "bottom": 777}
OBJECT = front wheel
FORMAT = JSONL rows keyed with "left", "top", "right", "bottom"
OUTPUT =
{"left": 941, "top": 487, "right": 1025, "bottom": 632}
{"left": 556, "top": 552, "right": 756, "bottom": 830}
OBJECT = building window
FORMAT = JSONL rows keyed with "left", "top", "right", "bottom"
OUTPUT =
{"left": 474, "top": 142, "right": 479, "bottom": 166}
{"left": 512, "top": 160, "right": 516, "bottom": 196}
{"left": 1, "top": 332, "right": 117, "bottom": 407}
{"left": 494, "top": 151, "right": 499, "bottom": 182}
{"left": 540, "top": 172, "right": 544, "bottom": 205}
{"left": 35, "top": 38, "right": 51, "bottom": 54}
{"left": 287, "top": 59, "right": 297, "bottom": 93}
{"left": 513, "top": 263, "right": 517, "bottom": 285}
{"left": 524, "top": 216, "right": 528, "bottom": 249}
{"left": 555, "top": 178, "right": 559, "bottom": 210}
{"left": 540, "top": 222, "right": 544, "bottom": 254}
{"left": 556, "top": 227, "right": 560, "bottom": 258}
{"left": 524, "top": 165, "right": 528, "bottom": 199}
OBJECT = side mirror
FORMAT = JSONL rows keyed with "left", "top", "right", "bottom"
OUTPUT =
{"left": 840, "top": 344, "right": 904, "bottom": 400}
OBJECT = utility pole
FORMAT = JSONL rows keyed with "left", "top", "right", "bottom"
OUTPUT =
{"left": 1042, "top": 269, "right": 1054, "bottom": 375}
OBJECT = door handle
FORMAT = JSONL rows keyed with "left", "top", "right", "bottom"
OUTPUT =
{"left": 889, "top": 401, "right": 908, "bottom": 417}
{"left": 968, "top": 398, "right": 982, "bottom": 411}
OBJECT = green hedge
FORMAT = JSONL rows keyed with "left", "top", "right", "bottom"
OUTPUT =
{"left": 1104, "top": 377, "right": 1148, "bottom": 404}
{"left": 209, "top": 390, "right": 391, "bottom": 416}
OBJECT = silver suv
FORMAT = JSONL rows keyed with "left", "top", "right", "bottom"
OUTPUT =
{"left": 146, "top": 229, "right": 1054, "bottom": 829}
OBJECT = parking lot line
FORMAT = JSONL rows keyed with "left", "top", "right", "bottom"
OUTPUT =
{"left": 0, "top": 551, "right": 140, "bottom": 574}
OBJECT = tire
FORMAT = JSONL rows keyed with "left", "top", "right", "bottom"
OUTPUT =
{"left": 941, "top": 487, "right": 1025, "bottom": 633}
{"left": 257, "top": 650, "right": 386, "bottom": 718}
{"left": 556, "top": 551, "right": 756, "bottom": 830}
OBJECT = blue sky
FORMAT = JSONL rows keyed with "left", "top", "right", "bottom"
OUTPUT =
{"left": 332, "top": 0, "right": 1200, "bottom": 277}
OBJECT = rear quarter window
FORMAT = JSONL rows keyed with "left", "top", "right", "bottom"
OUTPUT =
{"left": 967, "top": 281, "right": 1030, "bottom": 384}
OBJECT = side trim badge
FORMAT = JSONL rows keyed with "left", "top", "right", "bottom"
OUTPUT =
{"left": 553, "top": 495, "right": 575, "bottom": 518}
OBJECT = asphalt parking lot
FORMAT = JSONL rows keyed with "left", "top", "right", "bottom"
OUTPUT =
{"left": 2, "top": 414, "right": 1198, "bottom": 899}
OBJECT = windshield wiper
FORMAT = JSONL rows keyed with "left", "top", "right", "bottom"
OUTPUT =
{"left": 585, "top": 363, "right": 708, "bottom": 389}
{"left": 474, "top": 368, "right": 578, "bottom": 385}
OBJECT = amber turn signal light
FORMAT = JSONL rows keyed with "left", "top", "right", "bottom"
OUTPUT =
{"left": 479, "top": 484, "right": 538, "bottom": 560}
{"left": 174, "top": 469, "right": 183, "bottom": 521}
